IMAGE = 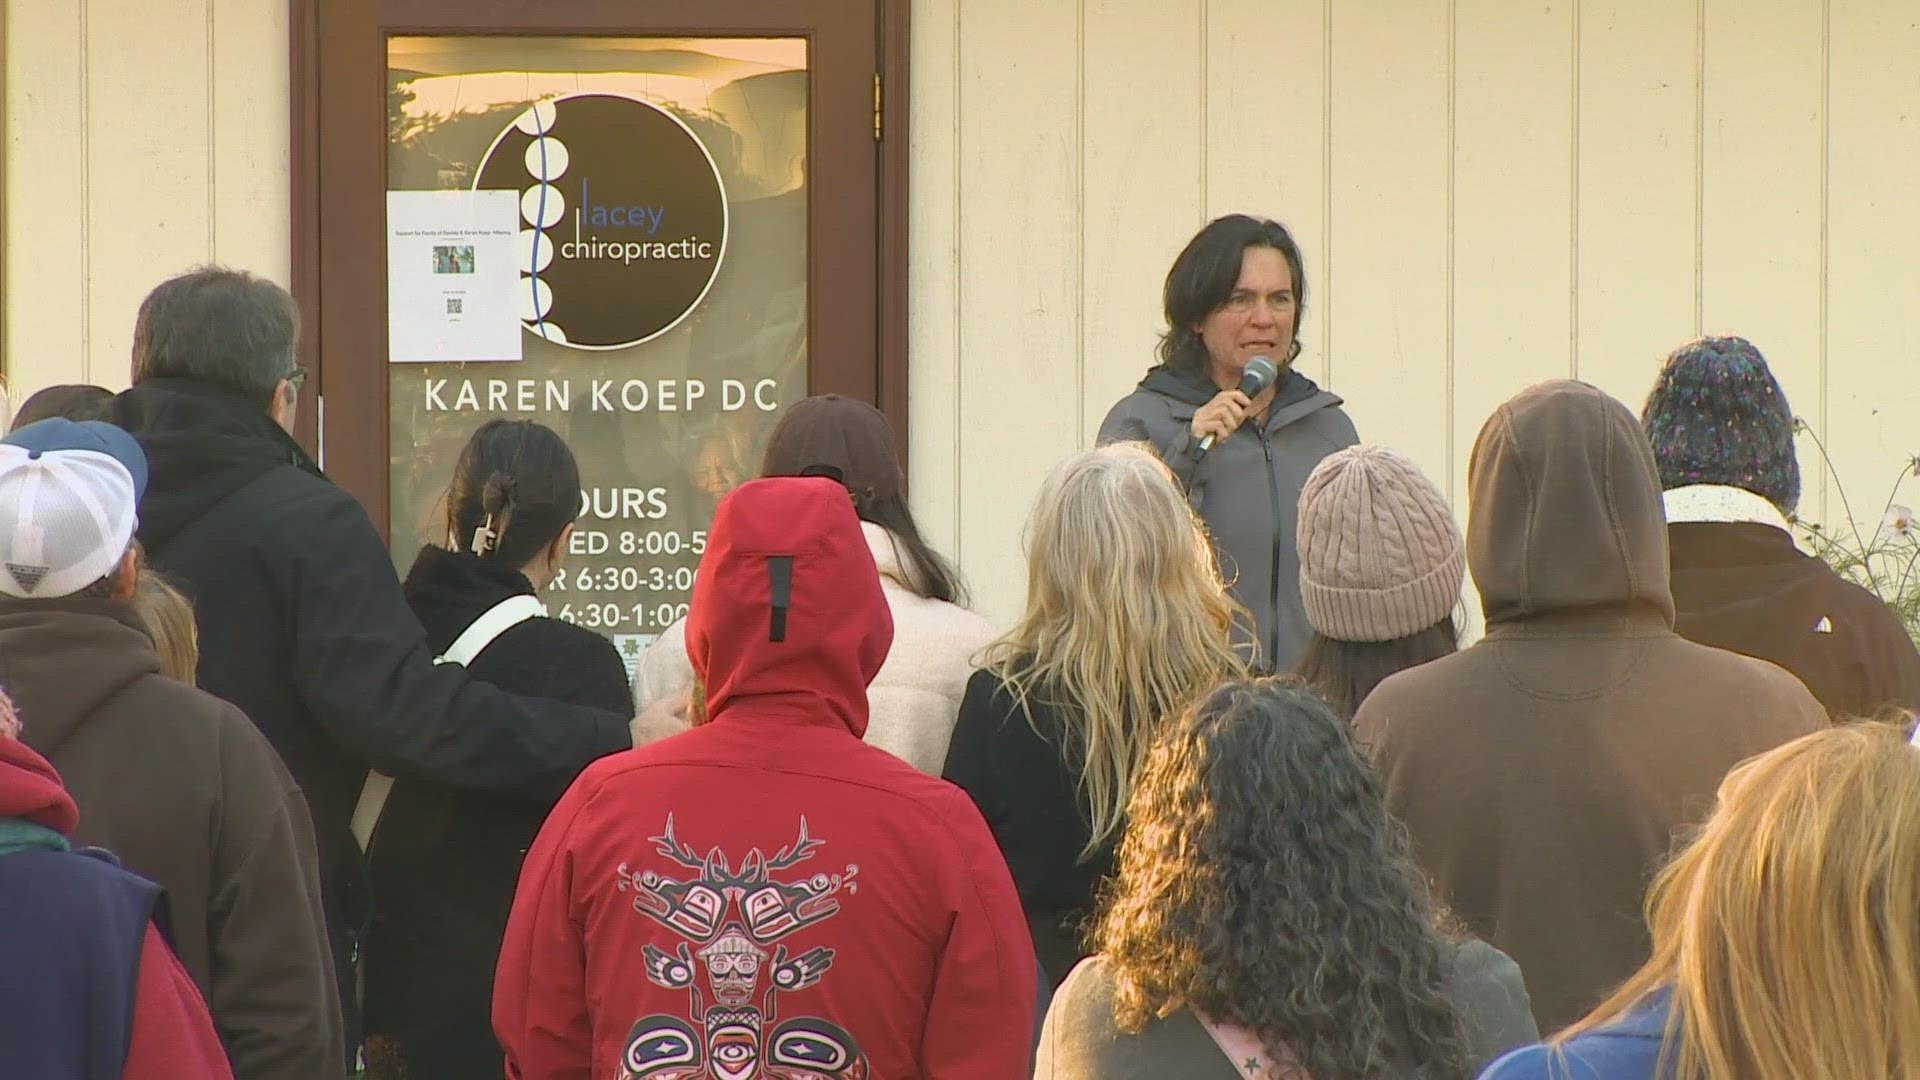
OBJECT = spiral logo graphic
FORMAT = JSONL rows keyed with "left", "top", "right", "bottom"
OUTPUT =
{"left": 475, "top": 93, "right": 729, "bottom": 351}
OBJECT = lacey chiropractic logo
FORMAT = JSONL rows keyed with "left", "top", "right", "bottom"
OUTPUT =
{"left": 475, "top": 93, "right": 730, "bottom": 351}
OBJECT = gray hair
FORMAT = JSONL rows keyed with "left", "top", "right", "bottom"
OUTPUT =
{"left": 131, "top": 266, "right": 300, "bottom": 409}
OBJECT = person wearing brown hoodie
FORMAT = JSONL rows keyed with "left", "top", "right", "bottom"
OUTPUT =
{"left": 1351, "top": 380, "right": 1827, "bottom": 1035}
{"left": 0, "top": 686, "right": 235, "bottom": 1079}
{"left": 0, "top": 418, "right": 343, "bottom": 1080}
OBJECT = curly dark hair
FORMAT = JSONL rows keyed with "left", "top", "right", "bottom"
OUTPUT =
{"left": 1094, "top": 676, "right": 1472, "bottom": 1079}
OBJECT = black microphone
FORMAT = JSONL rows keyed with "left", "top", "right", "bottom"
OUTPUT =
{"left": 1197, "top": 354, "right": 1279, "bottom": 452}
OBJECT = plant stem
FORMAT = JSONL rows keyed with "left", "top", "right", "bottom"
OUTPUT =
{"left": 1798, "top": 420, "right": 1871, "bottom": 553}
{"left": 1894, "top": 545, "right": 1920, "bottom": 604}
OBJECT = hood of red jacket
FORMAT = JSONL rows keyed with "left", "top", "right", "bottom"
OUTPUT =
{"left": 0, "top": 738, "right": 77, "bottom": 834}
{"left": 687, "top": 476, "right": 893, "bottom": 736}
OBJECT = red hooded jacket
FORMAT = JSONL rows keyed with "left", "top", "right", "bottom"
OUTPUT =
{"left": 0, "top": 735, "right": 233, "bottom": 1080}
{"left": 495, "top": 476, "right": 1036, "bottom": 1079}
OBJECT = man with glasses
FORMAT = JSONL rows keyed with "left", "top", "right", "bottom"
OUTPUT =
{"left": 107, "top": 267, "right": 635, "bottom": 1069}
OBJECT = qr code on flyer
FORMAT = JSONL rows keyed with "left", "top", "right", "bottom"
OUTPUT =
{"left": 445, "top": 298, "right": 463, "bottom": 315}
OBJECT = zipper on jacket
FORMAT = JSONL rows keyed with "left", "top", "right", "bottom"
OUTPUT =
{"left": 1259, "top": 428, "right": 1284, "bottom": 671}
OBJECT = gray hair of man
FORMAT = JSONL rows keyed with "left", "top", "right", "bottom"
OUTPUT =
{"left": 131, "top": 266, "right": 303, "bottom": 429}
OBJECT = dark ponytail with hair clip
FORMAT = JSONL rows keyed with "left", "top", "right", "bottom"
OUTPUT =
{"left": 444, "top": 419, "right": 583, "bottom": 571}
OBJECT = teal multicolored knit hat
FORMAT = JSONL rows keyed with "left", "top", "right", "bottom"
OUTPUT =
{"left": 1640, "top": 336, "right": 1801, "bottom": 514}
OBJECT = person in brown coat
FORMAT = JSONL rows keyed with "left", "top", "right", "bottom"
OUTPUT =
{"left": 0, "top": 418, "right": 343, "bottom": 1080}
{"left": 1641, "top": 335, "right": 1920, "bottom": 720}
{"left": 1352, "top": 380, "right": 1827, "bottom": 1035}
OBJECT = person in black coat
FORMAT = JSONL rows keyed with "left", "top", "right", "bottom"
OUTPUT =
{"left": 105, "top": 268, "right": 633, "bottom": 1062}
{"left": 361, "top": 419, "right": 631, "bottom": 1080}
{"left": 1641, "top": 336, "right": 1920, "bottom": 720}
{"left": 942, "top": 445, "right": 1249, "bottom": 989}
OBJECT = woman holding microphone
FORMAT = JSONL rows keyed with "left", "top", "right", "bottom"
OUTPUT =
{"left": 1099, "top": 214, "right": 1357, "bottom": 671}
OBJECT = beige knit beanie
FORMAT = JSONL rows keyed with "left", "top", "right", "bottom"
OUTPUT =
{"left": 1297, "top": 445, "right": 1465, "bottom": 643}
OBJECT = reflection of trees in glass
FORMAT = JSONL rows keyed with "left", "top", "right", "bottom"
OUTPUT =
{"left": 388, "top": 78, "right": 513, "bottom": 191}
{"left": 387, "top": 76, "right": 758, "bottom": 202}
{"left": 387, "top": 76, "right": 471, "bottom": 189}
{"left": 387, "top": 77, "right": 434, "bottom": 143}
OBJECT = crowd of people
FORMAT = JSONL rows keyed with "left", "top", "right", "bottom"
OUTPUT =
{"left": 1, "top": 213, "right": 1917, "bottom": 1079}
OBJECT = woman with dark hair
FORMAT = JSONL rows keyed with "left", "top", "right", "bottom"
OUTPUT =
{"left": 1099, "top": 214, "right": 1358, "bottom": 673}
{"left": 1291, "top": 444, "right": 1465, "bottom": 719}
{"left": 12, "top": 383, "right": 114, "bottom": 428}
{"left": 633, "top": 394, "right": 995, "bottom": 772}
{"left": 359, "top": 419, "right": 631, "bottom": 1080}
{"left": 1036, "top": 678, "right": 1536, "bottom": 1079}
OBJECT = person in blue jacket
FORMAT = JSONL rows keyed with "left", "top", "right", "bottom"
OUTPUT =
{"left": 1479, "top": 720, "right": 1920, "bottom": 1079}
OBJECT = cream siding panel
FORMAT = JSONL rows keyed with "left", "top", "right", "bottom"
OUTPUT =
{"left": 1572, "top": 0, "right": 1700, "bottom": 408}
{"left": 1700, "top": 0, "right": 1827, "bottom": 521}
{"left": 1203, "top": 0, "right": 1331, "bottom": 389}
{"left": 1079, "top": 0, "right": 1204, "bottom": 442}
{"left": 1451, "top": 0, "right": 1576, "bottom": 640}
{"left": 1325, "top": 0, "right": 1450, "bottom": 473}
{"left": 908, "top": 0, "right": 964, "bottom": 564}
{"left": 84, "top": 0, "right": 213, "bottom": 390}
{"left": 2, "top": 0, "right": 289, "bottom": 398}
{"left": 211, "top": 0, "right": 291, "bottom": 283}
{"left": 954, "top": 0, "right": 1082, "bottom": 628}
{"left": 1451, "top": 0, "right": 1575, "bottom": 502}
{"left": 4, "top": 1, "right": 88, "bottom": 395}
{"left": 1825, "top": 1, "right": 1920, "bottom": 537}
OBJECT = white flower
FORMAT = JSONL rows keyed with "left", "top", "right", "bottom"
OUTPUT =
{"left": 1885, "top": 505, "right": 1916, "bottom": 538}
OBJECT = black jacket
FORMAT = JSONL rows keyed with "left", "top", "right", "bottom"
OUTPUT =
{"left": 1669, "top": 520, "right": 1920, "bottom": 719}
{"left": 106, "top": 379, "right": 629, "bottom": 956}
{"left": 363, "top": 545, "right": 631, "bottom": 1079}
{"left": 943, "top": 667, "right": 1117, "bottom": 988}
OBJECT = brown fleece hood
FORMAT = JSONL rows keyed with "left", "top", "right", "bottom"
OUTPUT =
{"left": 1467, "top": 380, "right": 1676, "bottom": 627}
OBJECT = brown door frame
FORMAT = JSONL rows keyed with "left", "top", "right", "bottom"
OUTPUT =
{"left": 289, "top": 0, "right": 910, "bottom": 536}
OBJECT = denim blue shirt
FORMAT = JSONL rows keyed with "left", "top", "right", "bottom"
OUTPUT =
{"left": 1477, "top": 988, "right": 1676, "bottom": 1080}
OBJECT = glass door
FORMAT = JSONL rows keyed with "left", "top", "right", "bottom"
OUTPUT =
{"left": 385, "top": 37, "right": 808, "bottom": 665}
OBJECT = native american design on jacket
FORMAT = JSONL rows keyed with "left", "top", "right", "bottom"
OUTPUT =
{"left": 613, "top": 814, "right": 868, "bottom": 1080}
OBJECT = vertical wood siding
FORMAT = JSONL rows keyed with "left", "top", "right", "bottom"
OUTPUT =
{"left": 911, "top": 0, "right": 1920, "bottom": 630}
{"left": 4, "top": 2, "right": 1916, "bottom": 633}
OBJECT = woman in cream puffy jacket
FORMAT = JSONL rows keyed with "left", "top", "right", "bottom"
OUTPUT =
{"left": 633, "top": 395, "right": 993, "bottom": 772}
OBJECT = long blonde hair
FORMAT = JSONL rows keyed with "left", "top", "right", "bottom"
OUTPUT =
{"left": 130, "top": 568, "right": 201, "bottom": 685}
{"left": 1558, "top": 723, "right": 1920, "bottom": 1079}
{"left": 984, "top": 443, "right": 1248, "bottom": 856}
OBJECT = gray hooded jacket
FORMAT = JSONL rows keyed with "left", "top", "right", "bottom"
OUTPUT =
{"left": 1098, "top": 364, "right": 1357, "bottom": 669}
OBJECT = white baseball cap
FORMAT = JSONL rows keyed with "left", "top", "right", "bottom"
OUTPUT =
{"left": 0, "top": 419, "right": 145, "bottom": 598}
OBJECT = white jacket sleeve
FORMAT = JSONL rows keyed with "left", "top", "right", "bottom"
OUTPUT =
{"left": 632, "top": 617, "right": 696, "bottom": 712}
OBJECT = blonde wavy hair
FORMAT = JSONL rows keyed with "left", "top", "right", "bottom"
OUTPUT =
{"left": 983, "top": 443, "right": 1249, "bottom": 856}
{"left": 1558, "top": 723, "right": 1920, "bottom": 1079}
{"left": 130, "top": 568, "right": 200, "bottom": 685}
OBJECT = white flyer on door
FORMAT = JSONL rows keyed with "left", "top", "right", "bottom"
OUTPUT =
{"left": 387, "top": 189, "right": 522, "bottom": 363}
